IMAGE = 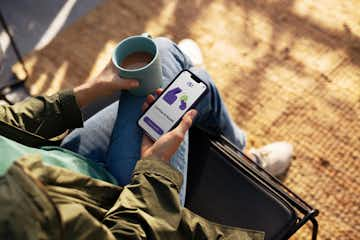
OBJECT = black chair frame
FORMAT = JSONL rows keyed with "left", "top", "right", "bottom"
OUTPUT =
{"left": 186, "top": 127, "right": 319, "bottom": 240}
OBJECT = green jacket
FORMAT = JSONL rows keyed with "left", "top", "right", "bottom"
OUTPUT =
{"left": 0, "top": 90, "right": 265, "bottom": 240}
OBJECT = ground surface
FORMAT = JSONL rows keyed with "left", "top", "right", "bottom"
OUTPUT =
{"left": 12, "top": 0, "right": 360, "bottom": 239}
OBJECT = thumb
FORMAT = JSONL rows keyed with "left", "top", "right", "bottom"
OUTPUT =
{"left": 174, "top": 109, "right": 197, "bottom": 137}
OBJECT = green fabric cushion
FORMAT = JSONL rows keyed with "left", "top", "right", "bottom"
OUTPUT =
{"left": 0, "top": 136, "right": 117, "bottom": 184}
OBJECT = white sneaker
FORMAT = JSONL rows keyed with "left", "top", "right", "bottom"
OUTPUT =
{"left": 178, "top": 39, "right": 204, "bottom": 66}
{"left": 249, "top": 142, "right": 293, "bottom": 176}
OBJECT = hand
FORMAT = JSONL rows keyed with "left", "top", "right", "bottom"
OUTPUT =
{"left": 141, "top": 89, "right": 197, "bottom": 163}
{"left": 92, "top": 60, "right": 139, "bottom": 96}
{"left": 74, "top": 60, "right": 139, "bottom": 108}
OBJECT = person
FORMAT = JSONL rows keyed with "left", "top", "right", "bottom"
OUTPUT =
{"left": 0, "top": 37, "right": 292, "bottom": 239}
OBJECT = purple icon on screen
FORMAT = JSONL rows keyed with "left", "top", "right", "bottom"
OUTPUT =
{"left": 179, "top": 101, "right": 186, "bottom": 110}
{"left": 179, "top": 95, "right": 188, "bottom": 110}
{"left": 163, "top": 87, "right": 182, "bottom": 105}
{"left": 144, "top": 116, "right": 164, "bottom": 135}
{"left": 163, "top": 87, "right": 188, "bottom": 111}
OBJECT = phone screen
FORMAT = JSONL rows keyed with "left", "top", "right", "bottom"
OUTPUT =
{"left": 138, "top": 70, "right": 207, "bottom": 140}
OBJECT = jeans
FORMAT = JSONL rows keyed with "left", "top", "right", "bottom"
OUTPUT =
{"left": 61, "top": 37, "right": 246, "bottom": 206}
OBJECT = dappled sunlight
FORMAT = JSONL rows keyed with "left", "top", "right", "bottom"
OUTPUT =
{"left": 45, "top": 61, "right": 69, "bottom": 95}
{"left": 10, "top": 0, "right": 360, "bottom": 239}
{"left": 12, "top": 0, "right": 169, "bottom": 94}
{"left": 86, "top": 40, "right": 118, "bottom": 81}
{"left": 289, "top": 37, "right": 346, "bottom": 73}
{"left": 293, "top": 0, "right": 360, "bottom": 37}
{"left": 144, "top": 1, "right": 178, "bottom": 37}
{"left": 35, "top": 0, "right": 78, "bottom": 50}
{"left": 12, "top": 55, "right": 37, "bottom": 81}
{"left": 28, "top": 73, "right": 47, "bottom": 96}
{"left": 329, "top": 64, "right": 360, "bottom": 102}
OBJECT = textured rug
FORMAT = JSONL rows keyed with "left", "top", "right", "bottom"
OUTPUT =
{"left": 13, "top": 0, "right": 360, "bottom": 239}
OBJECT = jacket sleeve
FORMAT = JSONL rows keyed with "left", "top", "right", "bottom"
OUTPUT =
{"left": 102, "top": 159, "right": 265, "bottom": 240}
{"left": 0, "top": 90, "right": 83, "bottom": 139}
{"left": 103, "top": 159, "right": 183, "bottom": 240}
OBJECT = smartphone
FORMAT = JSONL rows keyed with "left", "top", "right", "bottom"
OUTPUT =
{"left": 138, "top": 69, "right": 208, "bottom": 141}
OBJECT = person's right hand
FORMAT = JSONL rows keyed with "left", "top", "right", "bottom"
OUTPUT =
{"left": 141, "top": 89, "right": 197, "bottom": 163}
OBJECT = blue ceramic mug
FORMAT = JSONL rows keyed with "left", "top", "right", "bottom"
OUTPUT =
{"left": 112, "top": 34, "right": 162, "bottom": 96}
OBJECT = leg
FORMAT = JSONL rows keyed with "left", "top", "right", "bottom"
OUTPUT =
{"left": 106, "top": 38, "right": 193, "bottom": 194}
{"left": 60, "top": 99, "right": 120, "bottom": 166}
{"left": 106, "top": 38, "right": 246, "bottom": 204}
{"left": 62, "top": 37, "right": 246, "bottom": 205}
{"left": 61, "top": 37, "right": 192, "bottom": 167}
{"left": 190, "top": 67, "right": 247, "bottom": 149}
{"left": 169, "top": 132, "right": 189, "bottom": 206}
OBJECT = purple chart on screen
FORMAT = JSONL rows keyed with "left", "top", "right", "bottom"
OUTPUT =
{"left": 163, "top": 87, "right": 182, "bottom": 105}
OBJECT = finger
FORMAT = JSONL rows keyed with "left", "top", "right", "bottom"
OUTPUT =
{"left": 184, "top": 109, "right": 198, "bottom": 122}
{"left": 146, "top": 94, "right": 156, "bottom": 105}
{"left": 142, "top": 102, "right": 149, "bottom": 112}
{"left": 109, "top": 63, "right": 120, "bottom": 74}
{"left": 174, "top": 109, "right": 197, "bottom": 136}
{"left": 108, "top": 60, "right": 115, "bottom": 69}
{"left": 114, "top": 78, "right": 139, "bottom": 89}
{"left": 155, "top": 88, "right": 163, "bottom": 96}
{"left": 141, "top": 133, "right": 153, "bottom": 150}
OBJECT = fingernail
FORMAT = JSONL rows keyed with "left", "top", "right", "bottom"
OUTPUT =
{"left": 189, "top": 110, "right": 198, "bottom": 119}
{"left": 132, "top": 81, "right": 139, "bottom": 87}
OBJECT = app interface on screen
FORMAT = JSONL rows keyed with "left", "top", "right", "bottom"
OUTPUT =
{"left": 139, "top": 71, "right": 207, "bottom": 140}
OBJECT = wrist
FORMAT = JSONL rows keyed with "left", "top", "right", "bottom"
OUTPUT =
{"left": 73, "top": 82, "right": 99, "bottom": 108}
{"left": 143, "top": 151, "right": 171, "bottom": 164}
{"left": 92, "top": 78, "right": 117, "bottom": 96}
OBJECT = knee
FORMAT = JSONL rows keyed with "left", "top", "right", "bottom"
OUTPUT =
{"left": 154, "top": 37, "right": 178, "bottom": 53}
{"left": 189, "top": 67, "right": 217, "bottom": 91}
{"left": 155, "top": 37, "right": 192, "bottom": 70}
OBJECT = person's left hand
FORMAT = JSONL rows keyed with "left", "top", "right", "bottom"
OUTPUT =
{"left": 74, "top": 60, "right": 139, "bottom": 108}
{"left": 92, "top": 60, "right": 139, "bottom": 96}
{"left": 141, "top": 89, "right": 197, "bottom": 163}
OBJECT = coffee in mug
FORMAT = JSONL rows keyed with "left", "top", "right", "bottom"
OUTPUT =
{"left": 120, "top": 52, "right": 154, "bottom": 70}
{"left": 112, "top": 34, "right": 163, "bottom": 96}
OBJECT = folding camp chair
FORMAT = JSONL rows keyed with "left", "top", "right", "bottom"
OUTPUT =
{"left": 186, "top": 127, "right": 319, "bottom": 240}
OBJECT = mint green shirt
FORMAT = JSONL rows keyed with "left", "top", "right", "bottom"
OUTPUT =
{"left": 0, "top": 136, "right": 117, "bottom": 184}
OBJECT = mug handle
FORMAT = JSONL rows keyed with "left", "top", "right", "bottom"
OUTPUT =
{"left": 141, "top": 32, "right": 152, "bottom": 38}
